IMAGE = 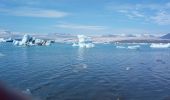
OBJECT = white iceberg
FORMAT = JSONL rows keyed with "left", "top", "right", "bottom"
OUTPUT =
{"left": 20, "top": 34, "right": 31, "bottom": 45}
{"left": 13, "top": 34, "right": 31, "bottom": 46}
{"left": 13, "top": 34, "right": 52, "bottom": 46}
{"left": 127, "top": 45, "right": 140, "bottom": 49}
{"left": 116, "top": 46, "right": 126, "bottom": 49}
{"left": 0, "top": 38, "right": 6, "bottom": 42}
{"left": 72, "top": 43, "right": 79, "bottom": 46}
{"left": 72, "top": 35, "right": 95, "bottom": 48}
{"left": 150, "top": 43, "right": 170, "bottom": 48}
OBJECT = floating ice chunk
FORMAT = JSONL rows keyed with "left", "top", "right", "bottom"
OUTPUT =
{"left": 13, "top": 34, "right": 52, "bottom": 46}
{"left": 126, "top": 67, "right": 131, "bottom": 70}
{"left": 85, "top": 43, "right": 95, "bottom": 48}
{"left": 116, "top": 46, "right": 126, "bottom": 49}
{"left": 72, "top": 43, "right": 79, "bottom": 46}
{"left": 78, "top": 43, "right": 95, "bottom": 48}
{"left": 22, "top": 89, "right": 31, "bottom": 95}
{"left": 150, "top": 43, "right": 170, "bottom": 48}
{"left": 127, "top": 45, "right": 140, "bottom": 49}
{"left": 77, "top": 35, "right": 87, "bottom": 43}
{"left": 0, "top": 38, "right": 6, "bottom": 42}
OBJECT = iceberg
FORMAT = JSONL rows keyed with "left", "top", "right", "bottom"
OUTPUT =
{"left": 13, "top": 34, "right": 52, "bottom": 46}
{"left": 72, "top": 35, "right": 95, "bottom": 48}
{"left": 0, "top": 38, "right": 6, "bottom": 42}
{"left": 72, "top": 43, "right": 79, "bottom": 46}
{"left": 20, "top": 34, "right": 31, "bottom": 45}
{"left": 127, "top": 45, "right": 140, "bottom": 49}
{"left": 13, "top": 34, "right": 32, "bottom": 46}
{"left": 116, "top": 46, "right": 126, "bottom": 49}
{"left": 5, "top": 37, "right": 13, "bottom": 42}
{"left": 150, "top": 43, "right": 170, "bottom": 48}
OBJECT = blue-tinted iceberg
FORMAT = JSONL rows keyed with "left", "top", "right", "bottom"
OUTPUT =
{"left": 72, "top": 35, "right": 95, "bottom": 48}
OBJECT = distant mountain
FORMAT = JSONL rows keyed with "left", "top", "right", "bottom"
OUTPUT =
{"left": 161, "top": 33, "right": 170, "bottom": 39}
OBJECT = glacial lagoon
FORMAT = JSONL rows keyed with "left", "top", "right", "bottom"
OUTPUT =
{"left": 0, "top": 43, "right": 170, "bottom": 100}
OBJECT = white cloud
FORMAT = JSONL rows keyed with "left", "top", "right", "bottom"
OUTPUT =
{"left": 0, "top": 7, "right": 69, "bottom": 18}
{"left": 107, "top": 2, "right": 170, "bottom": 25}
{"left": 118, "top": 10, "right": 144, "bottom": 18}
{"left": 151, "top": 11, "right": 170, "bottom": 25}
{"left": 55, "top": 24, "right": 107, "bottom": 30}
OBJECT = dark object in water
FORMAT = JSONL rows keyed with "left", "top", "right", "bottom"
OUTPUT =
{"left": 0, "top": 83, "right": 32, "bottom": 100}
{"left": 5, "top": 38, "right": 13, "bottom": 42}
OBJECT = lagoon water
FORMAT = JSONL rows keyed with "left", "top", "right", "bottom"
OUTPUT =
{"left": 0, "top": 43, "right": 170, "bottom": 100}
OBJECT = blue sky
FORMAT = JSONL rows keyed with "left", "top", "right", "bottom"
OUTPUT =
{"left": 0, "top": 0, "right": 170, "bottom": 35}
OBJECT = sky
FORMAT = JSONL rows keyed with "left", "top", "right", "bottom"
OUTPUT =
{"left": 0, "top": 0, "right": 170, "bottom": 35}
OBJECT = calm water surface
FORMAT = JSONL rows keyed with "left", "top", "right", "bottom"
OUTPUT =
{"left": 0, "top": 43, "right": 170, "bottom": 100}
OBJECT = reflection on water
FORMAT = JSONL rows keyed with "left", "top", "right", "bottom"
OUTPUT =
{"left": 77, "top": 48, "right": 85, "bottom": 61}
{"left": 0, "top": 43, "right": 170, "bottom": 100}
{"left": 72, "top": 48, "right": 87, "bottom": 73}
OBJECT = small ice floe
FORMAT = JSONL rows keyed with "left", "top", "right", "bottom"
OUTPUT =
{"left": 127, "top": 45, "right": 140, "bottom": 49}
{"left": 116, "top": 46, "right": 126, "bottom": 49}
{"left": 72, "top": 43, "right": 79, "bottom": 47}
{"left": 126, "top": 67, "right": 131, "bottom": 70}
{"left": 13, "top": 34, "right": 52, "bottom": 46}
{"left": 72, "top": 35, "right": 95, "bottom": 48}
{"left": 0, "top": 38, "right": 6, "bottom": 42}
{"left": 150, "top": 43, "right": 170, "bottom": 48}
{"left": 22, "top": 89, "right": 31, "bottom": 95}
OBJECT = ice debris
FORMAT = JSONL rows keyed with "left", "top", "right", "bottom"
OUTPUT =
{"left": 116, "top": 45, "right": 140, "bottom": 49}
